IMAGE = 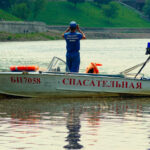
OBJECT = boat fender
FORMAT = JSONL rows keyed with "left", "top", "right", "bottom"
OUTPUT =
{"left": 85, "top": 62, "right": 102, "bottom": 74}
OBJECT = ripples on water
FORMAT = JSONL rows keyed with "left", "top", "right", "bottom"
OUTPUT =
{"left": 0, "top": 96, "right": 150, "bottom": 150}
{"left": 1, "top": 39, "right": 150, "bottom": 150}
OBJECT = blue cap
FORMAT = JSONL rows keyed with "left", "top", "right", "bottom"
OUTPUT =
{"left": 147, "top": 42, "right": 150, "bottom": 48}
{"left": 70, "top": 21, "right": 77, "bottom": 28}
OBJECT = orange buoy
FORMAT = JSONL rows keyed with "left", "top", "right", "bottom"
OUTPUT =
{"left": 10, "top": 65, "right": 39, "bottom": 72}
{"left": 85, "top": 62, "right": 102, "bottom": 74}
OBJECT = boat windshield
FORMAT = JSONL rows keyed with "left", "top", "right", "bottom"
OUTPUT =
{"left": 47, "top": 57, "right": 70, "bottom": 72}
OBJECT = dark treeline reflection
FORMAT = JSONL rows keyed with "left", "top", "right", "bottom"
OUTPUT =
{"left": 0, "top": 96, "right": 150, "bottom": 149}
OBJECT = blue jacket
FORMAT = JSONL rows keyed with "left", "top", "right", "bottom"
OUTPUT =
{"left": 64, "top": 32, "right": 83, "bottom": 56}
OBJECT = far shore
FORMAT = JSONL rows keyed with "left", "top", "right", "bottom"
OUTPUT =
{"left": 1, "top": 28, "right": 150, "bottom": 41}
{"left": 0, "top": 31, "right": 62, "bottom": 41}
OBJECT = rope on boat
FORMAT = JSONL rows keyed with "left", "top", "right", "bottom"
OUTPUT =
{"left": 120, "top": 62, "right": 144, "bottom": 75}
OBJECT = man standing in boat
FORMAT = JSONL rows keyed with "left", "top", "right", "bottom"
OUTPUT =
{"left": 62, "top": 21, "right": 86, "bottom": 72}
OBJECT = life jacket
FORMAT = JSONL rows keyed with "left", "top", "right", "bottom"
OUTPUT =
{"left": 10, "top": 65, "right": 39, "bottom": 72}
{"left": 85, "top": 62, "right": 102, "bottom": 74}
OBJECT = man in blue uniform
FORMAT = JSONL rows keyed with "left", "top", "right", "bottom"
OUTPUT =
{"left": 62, "top": 21, "right": 86, "bottom": 72}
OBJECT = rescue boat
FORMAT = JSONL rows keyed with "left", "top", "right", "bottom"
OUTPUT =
{"left": 0, "top": 53, "right": 150, "bottom": 98}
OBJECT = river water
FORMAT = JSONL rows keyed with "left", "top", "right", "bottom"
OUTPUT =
{"left": 0, "top": 39, "right": 150, "bottom": 150}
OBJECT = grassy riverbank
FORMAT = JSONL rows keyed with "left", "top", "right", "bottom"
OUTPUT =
{"left": 0, "top": 31, "right": 62, "bottom": 41}
{"left": 1, "top": 30, "right": 150, "bottom": 41}
{"left": 1, "top": 1, "right": 150, "bottom": 27}
{"left": 34, "top": 1, "right": 150, "bottom": 27}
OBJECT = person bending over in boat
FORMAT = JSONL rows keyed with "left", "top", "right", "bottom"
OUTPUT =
{"left": 62, "top": 21, "right": 86, "bottom": 72}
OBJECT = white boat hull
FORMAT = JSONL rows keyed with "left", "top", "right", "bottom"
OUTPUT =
{"left": 0, "top": 72, "right": 150, "bottom": 98}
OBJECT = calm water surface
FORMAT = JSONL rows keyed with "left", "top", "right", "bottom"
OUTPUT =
{"left": 0, "top": 39, "right": 150, "bottom": 150}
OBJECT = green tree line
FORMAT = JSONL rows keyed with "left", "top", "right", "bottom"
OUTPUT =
{"left": 0, "top": 0, "right": 47, "bottom": 20}
{"left": 143, "top": 0, "right": 150, "bottom": 19}
{"left": 0, "top": 0, "right": 119, "bottom": 21}
{"left": 1, "top": 0, "right": 150, "bottom": 22}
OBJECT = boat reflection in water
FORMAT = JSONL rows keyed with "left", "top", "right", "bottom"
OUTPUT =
{"left": 0, "top": 96, "right": 149, "bottom": 150}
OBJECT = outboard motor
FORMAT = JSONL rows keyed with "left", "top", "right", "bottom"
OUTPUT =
{"left": 146, "top": 42, "right": 150, "bottom": 55}
{"left": 135, "top": 42, "right": 150, "bottom": 78}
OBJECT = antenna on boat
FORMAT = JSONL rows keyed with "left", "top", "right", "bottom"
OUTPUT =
{"left": 134, "top": 42, "right": 150, "bottom": 79}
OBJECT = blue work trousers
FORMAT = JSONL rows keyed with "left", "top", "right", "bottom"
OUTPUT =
{"left": 66, "top": 53, "right": 80, "bottom": 72}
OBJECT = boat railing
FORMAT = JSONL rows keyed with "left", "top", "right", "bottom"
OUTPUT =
{"left": 47, "top": 56, "right": 70, "bottom": 72}
{"left": 44, "top": 71, "right": 125, "bottom": 78}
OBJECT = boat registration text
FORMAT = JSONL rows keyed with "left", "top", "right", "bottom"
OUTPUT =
{"left": 10, "top": 76, "right": 40, "bottom": 84}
